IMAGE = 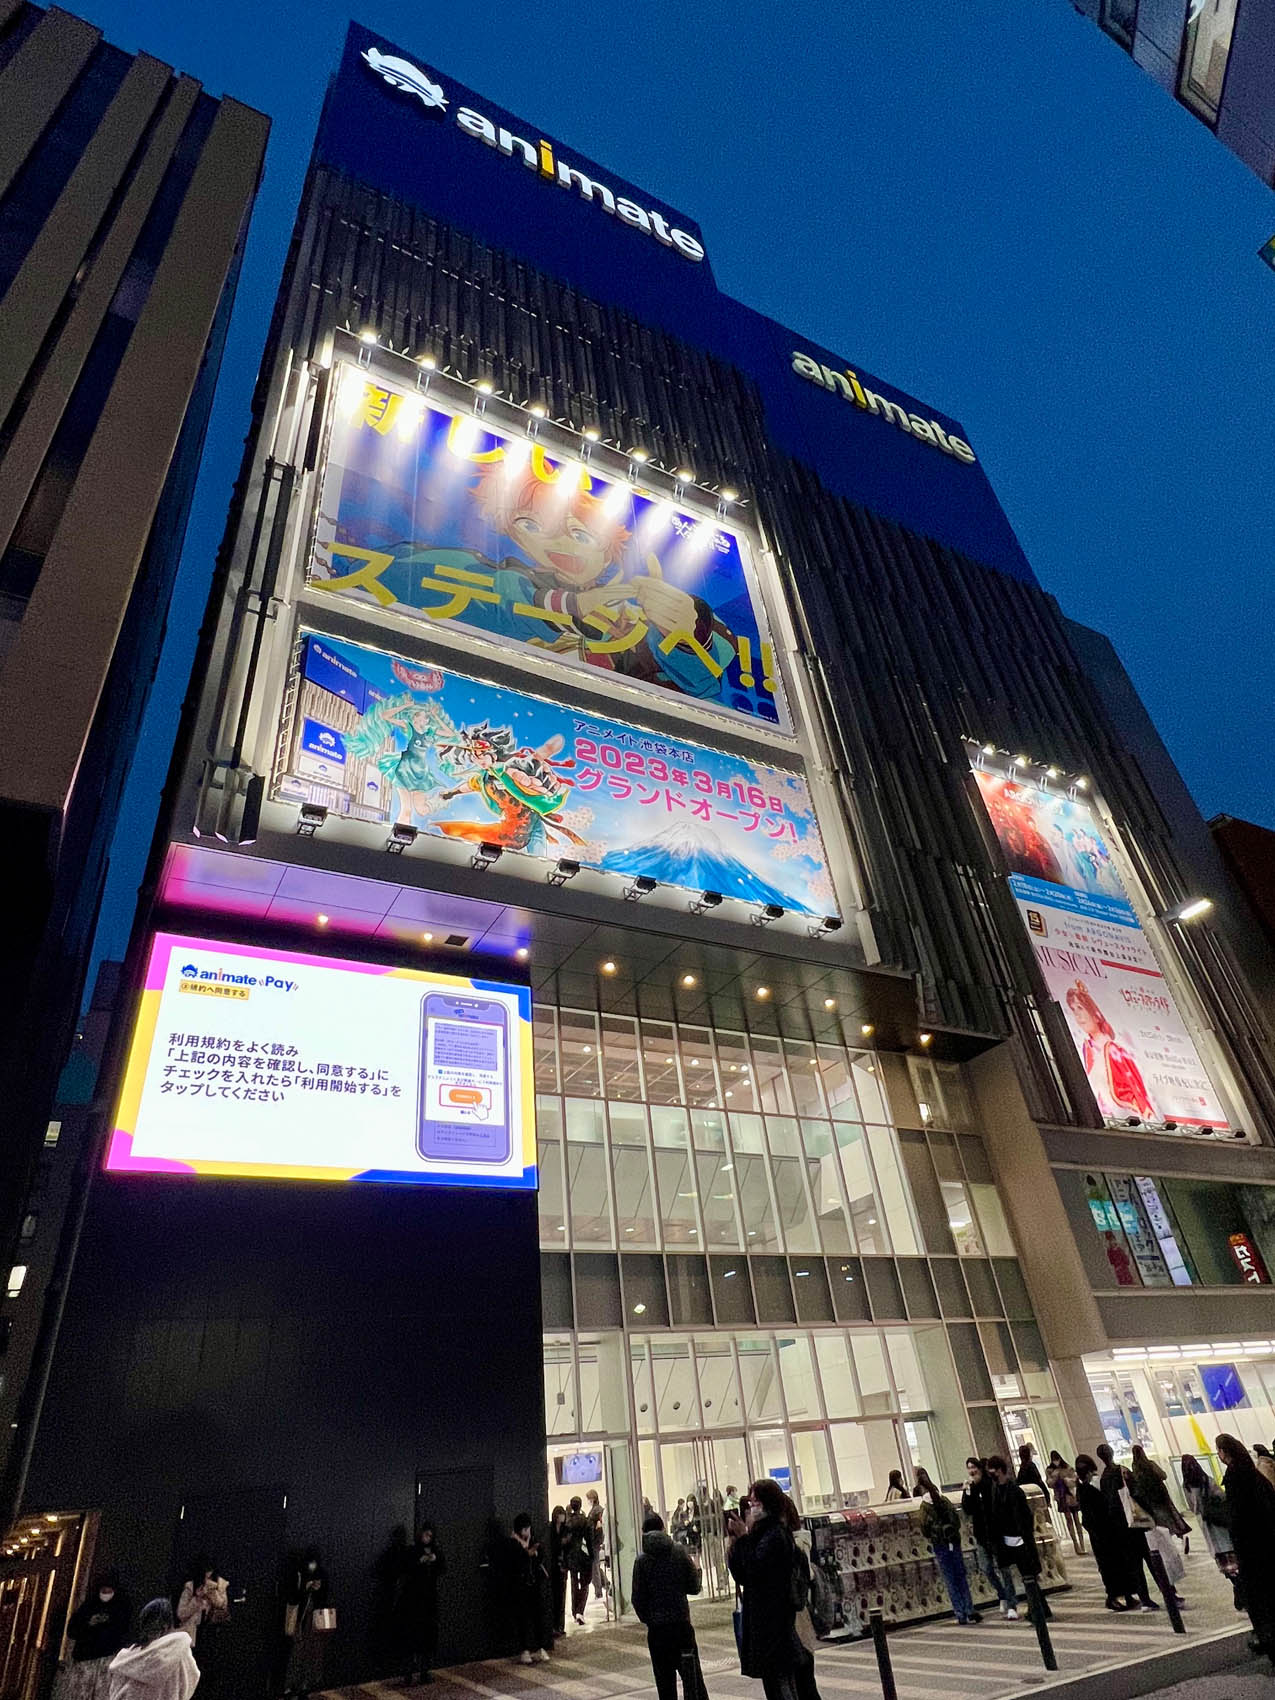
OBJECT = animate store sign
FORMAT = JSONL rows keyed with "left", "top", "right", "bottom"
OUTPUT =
{"left": 277, "top": 632, "right": 837, "bottom": 918}
{"left": 970, "top": 748, "right": 1228, "bottom": 1131}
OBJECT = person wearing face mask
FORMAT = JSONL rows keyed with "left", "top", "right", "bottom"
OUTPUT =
{"left": 397, "top": 1524, "right": 446, "bottom": 1686}
{"left": 57, "top": 1573, "right": 133, "bottom": 1700}
{"left": 283, "top": 1548, "right": 331, "bottom": 1699}
{"left": 508, "top": 1515, "right": 553, "bottom": 1666}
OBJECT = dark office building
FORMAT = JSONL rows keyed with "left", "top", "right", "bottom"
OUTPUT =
{"left": 0, "top": 0, "right": 269, "bottom": 1490}
{"left": 14, "top": 19, "right": 1275, "bottom": 1693}
{"left": 1071, "top": 0, "right": 1275, "bottom": 185}
{"left": 1211, "top": 813, "right": 1275, "bottom": 950}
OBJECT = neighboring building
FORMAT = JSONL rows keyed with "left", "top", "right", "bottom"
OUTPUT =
{"left": 13, "top": 20, "right": 1275, "bottom": 1685}
{"left": 1211, "top": 813, "right": 1275, "bottom": 949}
{"left": 1070, "top": 0, "right": 1275, "bottom": 186}
{"left": 0, "top": 0, "right": 268, "bottom": 1486}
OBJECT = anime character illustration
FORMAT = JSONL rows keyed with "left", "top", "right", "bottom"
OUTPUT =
{"left": 1065, "top": 979, "right": 1157, "bottom": 1121}
{"left": 344, "top": 692, "right": 511, "bottom": 828}
{"left": 434, "top": 735, "right": 585, "bottom": 857}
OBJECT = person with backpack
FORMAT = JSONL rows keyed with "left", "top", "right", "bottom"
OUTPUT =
{"left": 726, "top": 1478, "right": 820, "bottom": 1700}
{"left": 916, "top": 1469, "right": 981, "bottom": 1625}
{"left": 631, "top": 1514, "right": 707, "bottom": 1700}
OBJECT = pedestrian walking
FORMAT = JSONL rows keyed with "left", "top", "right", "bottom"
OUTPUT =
{"left": 916, "top": 1469, "right": 980, "bottom": 1625}
{"left": 1181, "top": 1455, "right": 1236, "bottom": 1589}
{"left": 1095, "top": 1445, "right": 1158, "bottom": 1612}
{"left": 631, "top": 1513, "right": 707, "bottom": 1700}
{"left": 1217, "top": 1432, "right": 1275, "bottom": 1662}
{"left": 57, "top": 1574, "right": 134, "bottom": 1700}
{"left": 1016, "top": 1444, "right": 1047, "bottom": 1493}
{"left": 548, "top": 1506, "right": 569, "bottom": 1637}
{"left": 562, "top": 1497, "right": 593, "bottom": 1625}
{"left": 509, "top": 1515, "right": 553, "bottom": 1665}
{"left": 397, "top": 1525, "right": 445, "bottom": 1686}
{"left": 985, "top": 1455, "right": 1051, "bottom": 1620}
{"left": 962, "top": 1458, "right": 1018, "bottom": 1618}
{"left": 726, "top": 1478, "right": 821, "bottom": 1700}
{"left": 586, "top": 1490, "right": 606, "bottom": 1600}
{"left": 1046, "top": 1452, "right": 1085, "bottom": 1555}
{"left": 883, "top": 1471, "right": 910, "bottom": 1502}
{"left": 1075, "top": 1454, "right": 1140, "bottom": 1611}
{"left": 283, "top": 1548, "right": 331, "bottom": 1699}
{"left": 106, "top": 1600, "right": 199, "bottom": 1700}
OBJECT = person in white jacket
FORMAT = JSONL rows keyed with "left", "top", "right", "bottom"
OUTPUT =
{"left": 107, "top": 1601, "right": 199, "bottom": 1700}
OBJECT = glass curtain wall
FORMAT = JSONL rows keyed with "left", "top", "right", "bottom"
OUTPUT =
{"left": 538, "top": 1008, "right": 1065, "bottom": 1545}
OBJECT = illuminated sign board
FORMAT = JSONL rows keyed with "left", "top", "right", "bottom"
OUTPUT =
{"left": 1229, "top": 1232, "right": 1271, "bottom": 1285}
{"left": 277, "top": 631, "right": 837, "bottom": 918}
{"left": 790, "top": 351, "right": 977, "bottom": 465}
{"left": 106, "top": 933, "right": 535, "bottom": 1189}
{"left": 970, "top": 748, "right": 1228, "bottom": 1131}
{"left": 360, "top": 44, "right": 705, "bottom": 263}
{"left": 310, "top": 366, "right": 785, "bottom": 730}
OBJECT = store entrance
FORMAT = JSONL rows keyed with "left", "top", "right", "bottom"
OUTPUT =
{"left": 546, "top": 1442, "right": 639, "bottom": 1627}
{"left": 653, "top": 1434, "right": 750, "bottom": 1602}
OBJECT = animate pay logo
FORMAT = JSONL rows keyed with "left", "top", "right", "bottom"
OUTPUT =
{"left": 179, "top": 962, "right": 298, "bottom": 992}
{"left": 360, "top": 44, "right": 706, "bottom": 264}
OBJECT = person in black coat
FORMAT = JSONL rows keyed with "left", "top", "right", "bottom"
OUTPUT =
{"left": 726, "top": 1478, "right": 820, "bottom": 1700}
{"left": 397, "top": 1524, "right": 446, "bottom": 1685}
{"left": 562, "top": 1497, "right": 593, "bottom": 1625}
{"left": 284, "top": 1549, "right": 331, "bottom": 1700}
{"left": 1217, "top": 1432, "right": 1275, "bottom": 1661}
{"left": 547, "top": 1506, "right": 569, "bottom": 1638}
{"left": 58, "top": 1572, "right": 132, "bottom": 1699}
{"left": 1075, "top": 1455, "right": 1140, "bottom": 1611}
{"left": 1096, "top": 1444, "right": 1157, "bottom": 1611}
{"left": 1016, "top": 1444, "right": 1047, "bottom": 1493}
{"left": 985, "top": 1456, "right": 1051, "bottom": 1621}
{"left": 962, "top": 1459, "right": 1017, "bottom": 1618}
{"left": 508, "top": 1515, "right": 553, "bottom": 1665}
{"left": 631, "top": 1514, "right": 707, "bottom": 1700}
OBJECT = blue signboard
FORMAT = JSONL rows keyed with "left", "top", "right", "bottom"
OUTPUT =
{"left": 317, "top": 22, "right": 1038, "bottom": 584}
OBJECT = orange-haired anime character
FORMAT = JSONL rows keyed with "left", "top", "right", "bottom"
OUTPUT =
{"left": 455, "top": 458, "right": 736, "bottom": 699}
{"left": 1065, "top": 979, "right": 1157, "bottom": 1121}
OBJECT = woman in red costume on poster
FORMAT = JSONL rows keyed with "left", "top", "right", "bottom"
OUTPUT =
{"left": 1065, "top": 980, "right": 1157, "bottom": 1120}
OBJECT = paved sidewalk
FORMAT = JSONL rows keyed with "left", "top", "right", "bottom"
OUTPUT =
{"left": 322, "top": 1543, "right": 1248, "bottom": 1700}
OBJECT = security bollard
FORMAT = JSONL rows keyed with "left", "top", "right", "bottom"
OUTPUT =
{"left": 1023, "top": 1579, "right": 1058, "bottom": 1671}
{"left": 1143, "top": 1545, "right": 1187, "bottom": 1634}
{"left": 868, "top": 1608, "right": 898, "bottom": 1700}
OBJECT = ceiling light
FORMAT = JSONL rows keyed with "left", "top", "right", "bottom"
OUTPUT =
{"left": 316, "top": 914, "right": 329, "bottom": 927}
{"left": 918, "top": 1032, "right": 933, "bottom": 1046}
{"left": 824, "top": 998, "right": 837, "bottom": 1011}
{"left": 681, "top": 973, "right": 698, "bottom": 988}
{"left": 600, "top": 960, "right": 618, "bottom": 976}
{"left": 860, "top": 1023, "right": 875, "bottom": 1038}
{"left": 515, "top": 947, "right": 529, "bottom": 961}
{"left": 422, "top": 932, "right": 433, "bottom": 943}
{"left": 633, "top": 1302, "right": 647, "bottom": 1315}
{"left": 755, "top": 986, "right": 771, "bottom": 1000}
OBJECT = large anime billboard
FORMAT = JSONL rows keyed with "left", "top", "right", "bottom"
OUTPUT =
{"left": 970, "top": 750, "right": 1228, "bottom": 1131}
{"left": 308, "top": 364, "right": 784, "bottom": 728}
{"left": 276, "top": 632, "right": 836, "bottom": 917}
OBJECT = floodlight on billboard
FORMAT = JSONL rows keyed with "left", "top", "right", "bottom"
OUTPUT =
{"left": 274, "top": 631, "right": 837, "bottom": 919}
{"left": 106, "top": 932, "right": 536, "bottom": 1188}
{"left": 307, "top": 365, "right": 786, "bottom": 729}
{"left": 968, "top": 746, "right": 1229, "bottom": 1132}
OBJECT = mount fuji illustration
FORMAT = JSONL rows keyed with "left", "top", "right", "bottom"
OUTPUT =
{"left": 599, "top": 822, "right": 813, "bottom": 913}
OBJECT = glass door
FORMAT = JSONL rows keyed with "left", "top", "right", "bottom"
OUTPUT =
{"left": 604, "top": 1441, "right": 638, "bottom": 1620}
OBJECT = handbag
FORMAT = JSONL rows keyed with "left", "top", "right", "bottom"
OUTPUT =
{"left": 1146, "top": 1527, "right": 1185, "bottom": 1584}
{"left": 1119, "top": 1486, "right": 1154, "bottom": 1531}
{"left": 312, "top": 1607, "right": 337, "bottom": 1633}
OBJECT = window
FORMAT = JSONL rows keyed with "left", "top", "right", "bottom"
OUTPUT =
{"left": 710, "top": 1257, "right": 756, "bottom": 1325}
{"left": 667, "top": 1255, "right": 712, "bottom": 1326}
{"left": 1180, "top": 0, "right": 1238, "bottom": 120}
{"left": 621, "top": 1255, "right": 669, "bottom": 1327}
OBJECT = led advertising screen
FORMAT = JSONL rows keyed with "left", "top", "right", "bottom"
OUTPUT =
{"left": 106, "top": 933, "right": 535, "bottom": 1188}
{"left": 309, "top": 364, "right": 785, "bottom": 728}
{"left": 276, "top": 631, "right": 836, "bottom": 917}
{"left": 970, "top": 750, "right": 1228, "bottom": 1131}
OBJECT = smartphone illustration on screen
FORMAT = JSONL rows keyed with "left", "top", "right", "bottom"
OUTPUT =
{"left": 417, "top": 993, "right": 511, "bottom": 1164}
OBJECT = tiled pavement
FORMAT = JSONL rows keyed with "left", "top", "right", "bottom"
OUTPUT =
{"left": 322, "top": 1544, "right": 1250, "bottom": 1700}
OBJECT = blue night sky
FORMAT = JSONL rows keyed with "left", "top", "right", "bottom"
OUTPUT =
{"left": 88, "top": 0, "right": 1275, "bottom": 965}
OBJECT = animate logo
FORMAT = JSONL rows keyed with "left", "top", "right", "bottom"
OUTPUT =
{"left": 790, "top": 351, "right": 976, "bottom": 465}
{"left": 178, "top": 962, "right": 298, "bottom": 992}
{"left": 360, "top": 44, "right": 706, "bottom": 264}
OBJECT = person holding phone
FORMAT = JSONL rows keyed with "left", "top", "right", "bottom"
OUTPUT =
{"left": 726, "top": 1480, "right": 820, "bottom": 1700}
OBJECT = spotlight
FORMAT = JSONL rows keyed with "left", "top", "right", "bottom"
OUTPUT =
{"left": 476, "top": 379, "right": 494, "bottom": 395}
{"left": 548, "top": 858, "right": 580, "bottom": 886}
{"left": 719, "top": 486, "right": 738, "bottom": 502}
{"left": 981, "top": 743, "right": 995, "bottom": 756}
{"left": 296, "top": 803, "right": 327, "bottom": 837}
{"left": 584, "top": 427, "right": 600, "bottom": 442}
{"left": 918, "top": 1032, "right": 933, "bottom": 1046}
{"left": 823, "top": 998, "right": 837, "bottom": 1011}
{"left": 316, "top": 914, "right": 330, "bottom": 928}
{"left": 515, "top": 947, "right": 529, "bottom": 962}
{"left": 752, "top": 903, "right": 785, "bottom": 927}
{"left": 529, "top": 403, "right": 547, "bottom": 418}
{"left": 471, "top": 841, "right": 502, "bottom": 871}
{"left": 680, "top": 973, "right": 698, "bottom": 989}
{"left": 1161, "top": 897, "right": 1213, "bottom": 924}
{"left": 1075, "top": 776, "right": 1089, "bottom": 789}
{"left": 623, "top": 875, "right": 658, "bottom": 902}
{"left": 807, "top": 914, "right": 843, "bottom": 938}
{"left": 600, "top": 960, "right": 618, "bottom": 977}
{"left": 675, "top": 467, "right": 695, "bottom": 482}
{"left": 755, "top": 986, "right": 771, "bottom": 1001}
{"left": 385, "top": 824, "right": 417, "bottom": 855}
{"left": 860, "top": 1023, "right": 875, "bottom": 1038}
{"left": 358, "top": 328, "right": 378, "bottom": 345}
{"left": 689, "top": 890, "right": 723, "bottom": 915}
{"left": 629, "top": 447, "right": 649, "bottom": 463}
{"left": 417, "top": 352, "right": 437, "bottom": 370}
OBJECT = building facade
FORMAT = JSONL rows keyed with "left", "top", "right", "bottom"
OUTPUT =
{"left": 14, "top": 18, "right": 1275, "bottom": 1685}
{"left": 1070, "top": 0, "right": 1275, "bottom": 186}
{"left": 0, "top": 0, "right": 269, "bottom": 1491}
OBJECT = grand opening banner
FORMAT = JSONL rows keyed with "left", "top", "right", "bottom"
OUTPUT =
{"left": 970, "top": 751, "right": 1228, "bottom": 1130}
{"left": 308, "top": 364, "right": 785, "bottom": 727}
{"left": 107, "top": 933, "right": 536, "bottom": 1188}
{"left": 277, "top": 631, "right": 837, "bottom": 916}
